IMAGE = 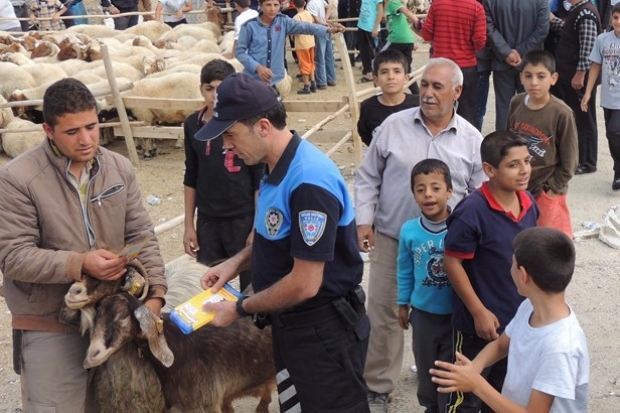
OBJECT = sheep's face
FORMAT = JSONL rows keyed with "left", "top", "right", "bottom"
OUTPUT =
{"left": 84, "top": 293, "right": 139, "bottom": 368}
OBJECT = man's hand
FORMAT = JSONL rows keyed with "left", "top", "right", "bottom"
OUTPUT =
{"left": 183, "top": 226, "right": 199, "bottom": 258}
{"left": 200, "top": 258, "right": 239, "bottom": 292}
{"left": 108, "top": 5, "right": 119, "bottom": 14}
{"left": 357, "top": 224, "right": 374, "bottom": 252}
{"left": 144, "top": 297, "right": 164, "bottom": 317}
{"left": 472, "top": 307, "right": 500, "bottom": 341}
{"left": 398, "top": 305, "right": 410, "bottom": 330}
{"left": 572, "top": 71, "right": 586, "bottom": 91}
{"left": 256, "top": 65, "right": 273, "bottom": 84}
{"left": 430, "top": 351, "right": 484, "bottom": 394}
{"left": 83, "top": 249, "right": 129, "bottom": 281}
{"left": 505, "top": 49, "right": 521, "bottom": 67}
{"left": 176, "top": 9, "right": 183, "bottom": 19}
{"left": 202, "top": 300, "right": 239, "bottom": 327}
{"left": 245, "top": 230, "right": 255, "bottom": 247}
{"left": 327, "top": 23, "right": 345, "bottom": 33}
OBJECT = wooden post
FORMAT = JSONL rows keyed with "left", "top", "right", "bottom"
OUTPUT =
{"left": 100, "top": 43, "right": 141, "bottom": 168}
{"left": 332, "top": 32, "right": 363, "bottom": 167}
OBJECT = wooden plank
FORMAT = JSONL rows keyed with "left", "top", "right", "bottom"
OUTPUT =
{"left": 282, "top": 100, "right": 348, "bottom": 113}
{"left": 114, "top": 126, "right": 183, "bottom": 140}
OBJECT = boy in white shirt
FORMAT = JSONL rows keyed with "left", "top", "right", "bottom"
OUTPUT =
{"left": 431, "top": 227, "right": 590, "bottom": 413}
{"left": 223, "top": 0, "right": 258, "bottom": 59}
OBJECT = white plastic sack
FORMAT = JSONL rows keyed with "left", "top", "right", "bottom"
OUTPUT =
{"left": 599, "top": 205, "right": 620, "bottom": 249}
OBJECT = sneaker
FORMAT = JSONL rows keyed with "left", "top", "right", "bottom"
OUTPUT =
{"left": 316, "top": 84, "right": 327, "bottom": 90}
{"left": 410, "top": 364, "right": 418, "bottom": 374}
{"left": 310, "top": 82, "right": 317, "bottom": 93}
{"left": 367, "top": 391, "right": 388, "bottom": 413}
{"left": 297, "top": 86, "right": 311, "bottom": 95}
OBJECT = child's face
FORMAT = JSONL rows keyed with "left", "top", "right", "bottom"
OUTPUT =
{"left": 485, "top": 146, "right": 531, "bottom": 192}
{"left": 519, "top": 63, "right": 557, "bottom": 101}
{"left": 200, "top": 80, "right": 223, "bottom": 107}
{"left": 613, "top": 12, "right": 620, "bottom": 35}
{"left": 373, "top": 62, "right": 408, "bottom": 95}
{"left": 412, "top": 171, "right": 452, "bottom": 222}
{"left": 260, "top": 0, "right": 281, "bottom": 19}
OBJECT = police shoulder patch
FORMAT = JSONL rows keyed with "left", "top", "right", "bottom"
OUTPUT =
{"left": 299, "top": 210, "right": 327, "bottom": 246}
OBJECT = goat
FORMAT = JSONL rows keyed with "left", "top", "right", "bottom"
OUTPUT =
{"left": 85, "top": 292, "right": 276, "bottom": 413}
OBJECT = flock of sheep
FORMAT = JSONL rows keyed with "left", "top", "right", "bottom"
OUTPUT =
{"left": 0, "top": 18, "right": 293, "bottom": 159}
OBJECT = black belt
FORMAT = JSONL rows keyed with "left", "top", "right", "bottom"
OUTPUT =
{"left": 272, "top": 302, "right": 340, "bottom": 330}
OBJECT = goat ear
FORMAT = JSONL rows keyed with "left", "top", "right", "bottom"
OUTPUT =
{"left": 134, "top": 306, "right": 174, "bottom": 368}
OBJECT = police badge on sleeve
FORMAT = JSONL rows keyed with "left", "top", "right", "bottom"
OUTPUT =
{"left": 299, "top": 210, "right": 327, "bottom": 246}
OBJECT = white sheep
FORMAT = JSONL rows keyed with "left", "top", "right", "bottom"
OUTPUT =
{"left": 65, "top": 24, "right": 119, "bottom": 39}
{"left": 219, "top": 30, "right": 235, "bottom": 54}
{"left": 1, "top": 117, "right": 46, "bottom": 159}
{"left": 0, "top": 62, "right": 36, "bottom": 99}
{"left": 123, "top": 21, "right": 172, "bottom": 44}
{"left": 20, "top": 63, "right": 67, "bottom": 88}
{"left": 276, "top": 74, "right": 293, "bottom": 98}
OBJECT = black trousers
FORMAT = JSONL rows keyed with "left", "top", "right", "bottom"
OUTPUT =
{"left": 457, "top": 66, "right": 478, "bottom": 128}
{"left": 272, "top": 312, "right": 371, "bottom": 412}
{"left": 604, "top": 108, "right": 620, "bottom": 179}
{"left": 113, "top": 5, "right": 139, "bottom": 30}
{"left": 492, "top": 67, "right": 524, "bottom": 131}
{"left": 12, "top": 4, "right": 30, "bottom": 31}
{"left": 446, "top": 330, "right": 508, "bottom": 413}
{"left": 553, "top": 78, "right": 598, "bottom": 170}
{"left": 196, "top": 213, "right": 253, "bottom": 292}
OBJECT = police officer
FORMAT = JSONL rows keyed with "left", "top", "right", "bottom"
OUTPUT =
{"left": 198, "top": 73, "right": 371, "bottom": 413}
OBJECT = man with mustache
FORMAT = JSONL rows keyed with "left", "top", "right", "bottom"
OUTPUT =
{"left": 355, "top": 57, "right": 486, "bottom": 412}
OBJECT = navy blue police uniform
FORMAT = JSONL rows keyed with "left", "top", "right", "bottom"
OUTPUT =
{"left": 253, "top": 133, "right": 371, "bottom": 413}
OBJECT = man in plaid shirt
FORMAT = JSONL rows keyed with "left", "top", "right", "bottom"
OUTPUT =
{"left": 550, "top": 0, "right": 602, "bottom": 175}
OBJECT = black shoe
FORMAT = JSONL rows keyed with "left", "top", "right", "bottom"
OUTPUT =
{"left": 310, "top": 82, "right": 317, "bottom": 93}
{"left": 613, "top": 179, "right": 620, "bottom": 190}
{"left": 575, "top": 165, "right": 597, "bottom": 175}
{"left": 297, "top": 86, "right": 311, "bottom": 95}
{"left": 316, "top": 84, "right": 327, "bottom": 90}
{"left": 327, "top": 82, "right": 337, "bottom": 87}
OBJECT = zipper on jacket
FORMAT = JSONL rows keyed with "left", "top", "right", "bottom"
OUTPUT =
{"left": 90, "top": 183, "right": 125, "bottom": 207}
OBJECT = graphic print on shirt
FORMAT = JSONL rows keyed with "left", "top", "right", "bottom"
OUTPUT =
{"left": 299, "top": 210, "right": 327, "bottom": 246}
{"left": 511, "top": 122, "right": 552, "bottom": 162}
{"left": 265, "top": 208, "right": 284, "bottom": 237}
{"left": 603, "top": 42, "right": 620, "bottom": 90}
{"left": 224, "top": 151, "right": 241, "bottom": 173}
{"left": 414, "top": 239, "right": 450, "bottom": 289}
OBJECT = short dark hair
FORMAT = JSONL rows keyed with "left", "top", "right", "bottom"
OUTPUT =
{"left": 293, "top": 0, "right": 305, "bottom": 7}
{"left": 410, "top": 158, "right": 453, "bottom": 192}
{"left": 520, "top": 50, "right": 556, "bottom": 74}
{"left": 613, "top": 3, "right": 620, "bottom": 15}
{"left": 239, "top": 102, "right": 287, "bottom": 130}
{"left": 42, "top": 78, "right": 97, "bottom": 127}
{"left": 480, "top": 131, "right": 529, "bottom": 168}
{"left": 235, "top": 0, "right": 251, "bottom": 7}
{"left": 372, "top": 49, "right": 408, "bottom": 76}
{"left": 513, "top": 227, "right": 575, "bottom": 293}
{"left": 258, "top": 0, "right": 279, "bottom": 4}
{"left": 200, "top": 59, "right": 236, "bottom": 85}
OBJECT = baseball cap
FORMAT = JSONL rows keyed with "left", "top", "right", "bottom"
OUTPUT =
{"left": 194, "top": 73, "right": 281, "bottom": 141}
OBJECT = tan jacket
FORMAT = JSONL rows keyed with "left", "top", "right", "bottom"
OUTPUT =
{"left": 0, "top": 140, "right": 166, "bottom": 333}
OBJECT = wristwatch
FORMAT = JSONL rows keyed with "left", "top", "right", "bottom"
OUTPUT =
{"left": 235, "top": 296, "right": 251, "bottom": 318}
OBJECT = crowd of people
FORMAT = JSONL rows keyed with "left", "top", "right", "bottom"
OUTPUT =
{"left": 4, "top": 0, "right": 618, "bottom": 412}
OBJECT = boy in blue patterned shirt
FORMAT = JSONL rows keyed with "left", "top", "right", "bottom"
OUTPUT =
{"left": 397, "top": 158, "right": 454, "bottom": 413}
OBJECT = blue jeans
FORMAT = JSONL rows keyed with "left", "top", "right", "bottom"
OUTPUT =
{"left": 314, "top": 32, "right": 336, "bottom": 86}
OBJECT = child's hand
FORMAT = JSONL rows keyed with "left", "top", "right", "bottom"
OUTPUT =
{"left": 52, "top": 13, "right": 60, "bottom": 22}
{"left": 398, "top": 305, "right": 410, "bottom": 330}
{"left": 430, "top": 351, "right": 482, "bottom": 394}
{"left": 256, "top": 65, "right": 273, "bottom": 83}
{"left": 580, "top": 91, "right": 591, "bottom": 112}
{"left": 473, "top": 308, "right": 499, "bottom": 341}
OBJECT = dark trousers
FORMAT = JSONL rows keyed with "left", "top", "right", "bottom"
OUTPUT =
{"left": 358, "top": 28, "right": 379, "bottom": 75}
{"left": 410, "top": 309, "right": 452, "bottom": 413}
{"left": 196, "top": 213, "right": 253, "bottom": 292}
{"left": 61, "top": 3, "right": 75, "bottom": 28}
{"left": 113, "top": 6, "right": 139, "bottom": 30}
{"left": 12, "top": 4, "right": 30, "bottom": 31}
{"left": 446, "top": 330, "right": 508, "bottom": 413}
{"left": 553, "top": 78, "right": 598, "bottom": 170}
{"left": 476, "top": 69, "right": 491, "bottom": 131}
{"left": 165, "top": 18, "right": 187, "bottom": 28}
{"left": 604, "top": 108, "right": 620, "bottom": 179}
{"left": 272, "top": 312, "right": 371, "bottom": 412}
{"left": 492, "top": 67, "right": 523, "bottom": 131}
{"left": 457, "top": 66, "right": 478, "bottom": 128}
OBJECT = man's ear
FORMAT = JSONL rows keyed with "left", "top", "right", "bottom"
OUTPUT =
{"left": 42, "top": 123, "right": 53, "bottom": 140}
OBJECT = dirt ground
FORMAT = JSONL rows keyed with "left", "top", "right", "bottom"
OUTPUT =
{"left": 1, "top": 39, "right": 620, "bottom": 412}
